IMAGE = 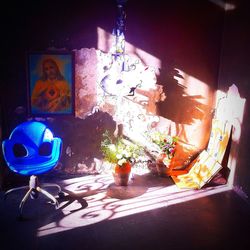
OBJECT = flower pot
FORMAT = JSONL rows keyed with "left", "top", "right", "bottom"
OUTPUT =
{"left": 156, "top": 153, "right": 172, "bottom": 177}
{"left": 112, "top": 162, "right": 131, "bottom": 186}
{"left": 147, "top": 161, "right": 158, "bottom": 175}
{"left": 156, "top": 162, "right": 170, "bottom": 177}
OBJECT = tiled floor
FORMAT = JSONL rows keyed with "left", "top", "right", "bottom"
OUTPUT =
{"left": 1, "top": 173, "right": 250, "bottom": 250}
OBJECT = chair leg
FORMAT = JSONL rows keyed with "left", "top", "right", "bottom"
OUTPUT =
{"left": 19, "top": 188, "right": 33, "bottom": 216}
{"left": 42, "top": 183, "right": 62, "bottom": 194}
{"left": 4, "top": 186, "right": 29, "bottom": 200}
{"left": 4, "top": 176, "right": 60, "bottom": 217}
{"left": 37, "top": 186, "right": 59, "bottom": 208}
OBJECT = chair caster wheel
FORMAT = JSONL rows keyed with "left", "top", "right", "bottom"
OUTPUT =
{"left": 58, "top": 191, "right": 65, "bottom": 199}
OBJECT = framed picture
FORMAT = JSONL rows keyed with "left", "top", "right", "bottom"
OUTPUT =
{"left": 27, "top": 51, "right": 74, "bottom": 116}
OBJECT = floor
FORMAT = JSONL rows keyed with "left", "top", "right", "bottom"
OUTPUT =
{"left": 1, "top": 172, "right": 250, "bottom": 250}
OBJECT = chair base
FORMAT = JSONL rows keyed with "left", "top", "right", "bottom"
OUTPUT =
{"left": 4, "top": 175, "right": 62, "bottom": 217}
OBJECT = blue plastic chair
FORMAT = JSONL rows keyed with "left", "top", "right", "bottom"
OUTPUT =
{"left": 2, "top": 121, "right": 63, "bottom": 217}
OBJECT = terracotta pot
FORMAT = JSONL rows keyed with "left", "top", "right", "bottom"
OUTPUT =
{"left": 112, "top": 162, "right": 131, "bottom": 186}
{"left": 147, "top": 161, "right": 158, "bottom": 175}
{"left": 156, "top": 153, "right": 172, "bottom": 177}
{"left": 156, "top": 162, "right": 169, "bottom": 177}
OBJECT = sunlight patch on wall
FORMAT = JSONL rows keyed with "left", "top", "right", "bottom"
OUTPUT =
{"left": 66, "top": 26, "right": 218, "bottom": 174}
{"left": 215, "top": 84, "right": 246, "bottom": 187}
{"left": 96, "top": 26, "right": 165, "bottom": 156}
{"left": 96, "top": 27, "right": 213, "bottom": 152}
{"left": 174, "top": 68, "right": 210, "bottom": 98}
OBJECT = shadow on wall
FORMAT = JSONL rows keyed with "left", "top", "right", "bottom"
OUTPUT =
{"left": 0, "top": 111, "right": 116, "bottom": 189}
{"left": 49, "top": 111, "right": 116, "bottom": 175}
{"left": 156, "top": 61, "right": 211, "bottom": 141}
{"left": 157, "top": 62, "right": 208, "bottom": 125}
{"left": 154, "top": 61, "right": 213, "bottom": 168}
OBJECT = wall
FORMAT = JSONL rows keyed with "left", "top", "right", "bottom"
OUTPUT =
{"left": 0, "top": 0, "right": 224, "bottom": 188}
{"left": 217, "top": 0, "right": 250, "bottom": 201}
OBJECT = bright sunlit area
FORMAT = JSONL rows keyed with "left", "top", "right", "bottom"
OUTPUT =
{"left": 35, "top": 23, "right": 246, "bottom": 237}
{"left": 36, "top": 82, "right": 246, "bottom": 237}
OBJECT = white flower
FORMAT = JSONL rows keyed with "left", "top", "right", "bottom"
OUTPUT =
{"left": 118, "top": 158, "right": 127, "bottom": 166}
{"left": 166, "top": 135, "right": 173, "bottom": 144}
{"left": 116, "top": 154, "right": 123, "bottom": 159}
{"left": 123, "top": 150, "right": 131, "bottom": 158}
{"left": 108, "top": 144, "right": 116, "bottom": 152}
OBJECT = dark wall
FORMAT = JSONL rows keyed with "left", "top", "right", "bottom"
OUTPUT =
{"left": 126, "top": 0, "right": 224, "bottom": 86}
{"left": 1, "top": 0, "right": 116, "bottom": 135}
{"left": 1, "top": 0, "right": 224, "bottom": 188}
{"left": 217, "top": 0, "right": 250, "bottom": 200}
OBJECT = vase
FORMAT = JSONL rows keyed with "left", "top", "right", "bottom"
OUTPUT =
{"left": 156, "top": 153, "right": 172, "bottom": 177}
{"left": 112, "top": 162, "right": 131, "bottom": 186}
{"left": 147, "top": 160, "right": 158, "bottom": 175}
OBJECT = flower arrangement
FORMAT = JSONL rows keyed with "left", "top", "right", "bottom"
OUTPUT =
{"left": 148, "top": 131, "right": 178, "bottom": 166}
{"left": 101, "top": 130, "right": 142, "bottom": 167}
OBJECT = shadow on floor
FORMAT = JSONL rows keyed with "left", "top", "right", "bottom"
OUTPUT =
{"left": 1, "top": 173, "right": 250, "bottom": 250}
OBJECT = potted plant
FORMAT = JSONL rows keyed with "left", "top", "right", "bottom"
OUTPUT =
{"left": 101, "top": 131, "right": 142, "bottom": 186}
{"left": 147, "top": 131, "right": 178, "bottom": 176}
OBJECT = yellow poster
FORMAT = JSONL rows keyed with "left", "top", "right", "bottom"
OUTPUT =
{"left": 171, "top": 150, "right": 222, "bottom": 189}
{"left": 171, "top": 119, "right": 231, "bottom": 189}
{"left": 206, "top": 119, "right": 232, "bottom": 164}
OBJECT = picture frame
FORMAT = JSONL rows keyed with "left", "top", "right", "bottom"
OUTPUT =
{"left": 27, "top": 51, "right": 74, "bottom": 116}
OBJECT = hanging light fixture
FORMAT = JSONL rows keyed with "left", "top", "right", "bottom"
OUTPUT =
{"left": 99, "top": 0, "right": 142, "bottom": 97}
{"left": 112, "top": 0, "right": 127, "bottom": 58}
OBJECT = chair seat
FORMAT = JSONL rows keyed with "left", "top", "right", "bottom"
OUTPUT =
{"left": 3, "top": 137, "right": 62, "bottom": 176}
